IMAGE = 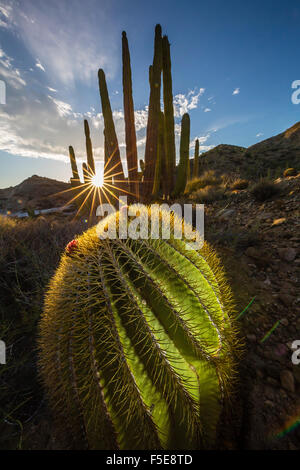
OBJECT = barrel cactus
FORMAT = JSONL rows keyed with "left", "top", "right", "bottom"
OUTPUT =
{"left": 38, "top": 207, "right": 240, "bottom": 450}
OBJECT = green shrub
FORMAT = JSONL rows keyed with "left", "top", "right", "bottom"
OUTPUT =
{"left": 231, "top": 179, "right": 249, "bottom": 190}
{"left": 191, "top": 185, "right": 227, "bottom": 203}
{"left": 250, "top": 179, "right": 280, "bottom": 202}
{"left": 185, "top": 171, "right": 221, "bottom": 194}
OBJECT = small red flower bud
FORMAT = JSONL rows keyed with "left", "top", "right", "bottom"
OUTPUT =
{"left": 65, "top": 239, "right": 78, "bottom": 255}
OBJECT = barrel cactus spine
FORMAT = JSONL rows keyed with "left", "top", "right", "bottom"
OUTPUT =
{"left": 39, "top": 207, "right": 240, "bottom": 450}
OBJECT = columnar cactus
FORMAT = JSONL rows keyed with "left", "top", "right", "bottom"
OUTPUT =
{"left": 152, "top": 111, "right": 165, "bottom": 197}
{"left": 84, "top": 119, "right": 95, "bottom": 175}
{"left": 162, "top": 35, "right": 176, "bottom": 196}
{"left": 173, "top": 113, "right": 190, "bottom": 196}
{"left": 82, "top": 162, "right": 88, "bottom": 183}
{"left": 193, "top": 139, "right": 199, "bottom": 179}
{"left": 69, "top": 146, "right": 79, "bottom": 182}
{"left": 122, "top": 31, "right": 138, "bottom": 201}
{"left": 98, "top": 69, "right": 126, "bottom": 201}
{"left": 39, "top": 208, "right": 239, "bottom": 450}
{"left": 143, "top": 24, "right": 163, "bottom": 198}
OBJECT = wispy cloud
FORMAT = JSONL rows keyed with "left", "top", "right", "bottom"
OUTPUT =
{"left": 0, "top": 47, "right": 26, "bottom": 89}
{"left": 256, "top": 132, "right": 263, "bottom": 137}
{"left": 35, "top": 59, "right": 45, "bottom": 72}
{"left": 232, "top": 88, "right": 240, "bottom": 95}
{"left": 204, "top": 107, "right": 211, "bottom": 112}
{"left": 0, "top": 0, "right": 119, "bottom": 85}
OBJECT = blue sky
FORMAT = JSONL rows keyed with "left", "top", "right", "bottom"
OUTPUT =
{"left": 0, "top": 0, "right": 299, "bottom": 188}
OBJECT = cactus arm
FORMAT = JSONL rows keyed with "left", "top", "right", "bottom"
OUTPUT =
{"left": 84, "top": 119, "right": 95, "bottom": 175}
{"left": 173, "top": 113, "right": 190, "bottom": 196}
{"left": 69, "top": 146, "right": 80, "bottom": 182}
{"left": 193, "top": 139, "right": 199, "bottom": 179}
{"left": 122, "top": 31, "right": 138, "bottom": 201}
{"left": 162, "top": 36, "right": 176, "bottom": 196}
{"left": 143, "top": 25, "right": 163, "bottom": 199}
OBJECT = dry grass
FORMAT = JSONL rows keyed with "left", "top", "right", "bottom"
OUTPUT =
{"left": 0, "top": 215, "right": 86, "bottom": 449}
{"left": 185, "top": 170, "right": 221, "bottom": 195}
{"left": 191, "top": 185, "right": 227, "bottom": 203}
{"left": 231, "top": 178, "right": 249, "bottom": 190}
{"left": 250, "top": 179, "right": 281, "bottom": 202}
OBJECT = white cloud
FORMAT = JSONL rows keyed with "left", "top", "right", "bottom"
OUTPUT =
{"left": 0, "top": 47, "right": 26, "bottom": 89}
{"left": 0, "top": 1, "right": 119, "bottom": 85}
{"left": 173, "top": 88, "right": 205, "bottom": 117}
{"left": 256, "top": 132, "right": 263, "bottom": 137}
{"left": 35, "top": 59, "right": 45, "bottom": 72}
{"left": 232, "top": 88, "right": 240, "bottom": 95}
{"left": 48, "top": 96, "right": 73, "bottom": 117}
{"left": 204, "top": 108, "right": 211, "bottom": 112}
{"left": 47, "top": 86, "right": 57, "bottom": 92}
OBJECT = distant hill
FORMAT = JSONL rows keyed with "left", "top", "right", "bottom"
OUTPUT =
{"left": 0, "top": 175, "right": 72, "bottom": 212}
{"left": 195, "top": 121, "right": 300, "bottom": 179}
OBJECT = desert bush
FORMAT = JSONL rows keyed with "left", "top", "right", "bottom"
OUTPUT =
{"left": 191, "top": 185, "right": 227, "bottom": 203}
{"left": 0, "top": 215, "right": 86, "bottom": 449}
{"left": 184, "top": 170, "right": 221, "bottom": 194}
{"left": 231, "top": 178, "right": 249, "bottom": 190}
{"left": 250, "top": 179, "right": 280, "bottom": 202}
{"left": 283, "top": 167, "right": 297, "bottom": 177}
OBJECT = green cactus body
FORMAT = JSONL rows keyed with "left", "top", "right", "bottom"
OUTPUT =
{"left": 152, "top": 111, "right": 165, "bottom": 197}
{"left": 162, "top": 35, "right": 176, "bottom": 195}
{"left": 39, "top": 207, "right": 239, "bottom": 450}
{"left": 82, "top": 162, "right": 88, "bottom": 184}
{"left": 84, "top": 119, "right": 95, "bottom": 175}
{"left": 193, "top": 139, "right": 200, "bottom": 179}
{"left": 69, "top": 146, "right": 79, "bottom": 182}
{"left": 98, "top": 69, "right": 126, "bottom": 200}
{"left": 143, "top": 25, "right": 163, "bottom": 198}
{"left": 174, "top": 113, "right": 190, "bottom": 196}
{"left": 122, "top": 31, "right": 138, "bottom": 201}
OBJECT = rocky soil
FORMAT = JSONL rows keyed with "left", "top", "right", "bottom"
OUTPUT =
{"left": 204, "top": 174, "right": 300, "bottom": 449}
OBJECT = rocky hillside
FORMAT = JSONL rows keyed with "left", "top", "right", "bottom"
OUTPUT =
{"left": 202, "top": 173, "right": 300, "bottom": 449}
{"left": 197, "top": 121, "right": 300, "bottom": 180}
{"left": 0, "top": 175, "right": 72, "bottom": 213}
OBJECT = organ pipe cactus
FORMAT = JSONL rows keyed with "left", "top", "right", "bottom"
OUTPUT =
{"left": 84, "top": 119, "right": 95, "bottom": 175}
{"left": 143, "top": 24, "right": 163, "bottom": 198}
{"left": 98, "top": 69, "right": 127, "bottom": 200}
{"left": 152, "top": 111, "right": 165, "bottom": 197}
{"left": 39, "top": 207, "right": 240, "bottom": 450}
{"left": 173, "top": 113, "right": 190, "bottom": 196}
{"left": 162, "top": 35, "right": 176, "bottom": 195}
{"left": 69, "top": 146, "right": 79, "bottom": 182}
{"left": 122, "top": 31, "right": 138, "bottom": 201}
{"left": 193, "top": 139, "right": 199, "bottom": 179}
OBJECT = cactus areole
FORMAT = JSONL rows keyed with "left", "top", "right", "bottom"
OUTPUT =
{"left": 39, "top": 207, "right": 239, "bottom": 450}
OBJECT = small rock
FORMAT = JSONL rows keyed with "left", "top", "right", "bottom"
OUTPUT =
{"left": 280, "top": 369, "right": 295, "bottom": 393}
{"left": 278, "top": 247, "right": 297, "bottom": 262}
{"left": 272, "top": 217, "right": 286, "bottom": 226}
{"left": 246, "top": 334, "right": 257, "bottom": 342}
{"left": 278, "top": 292, "right": 294, "bottom": 307}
